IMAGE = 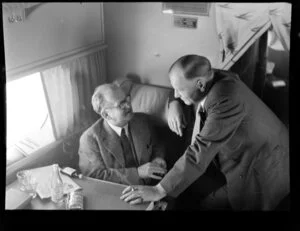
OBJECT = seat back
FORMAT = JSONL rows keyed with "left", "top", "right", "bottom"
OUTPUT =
{"left": 119, "top": 79, "right": 194, "bottom": 169}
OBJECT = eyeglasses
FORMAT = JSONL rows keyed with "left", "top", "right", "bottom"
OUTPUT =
{"left": 105, "top": 95, "right": 131, "bottom": 110}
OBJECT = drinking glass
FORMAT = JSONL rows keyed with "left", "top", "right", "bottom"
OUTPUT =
{"left": 16, "top": 170, "right": 30, "bottom": 191}
{"left": 24, "top": 177, "right": 38, "bottom": 199}
{"left": 16, "top": 170, "right": 38, "bottom": 198}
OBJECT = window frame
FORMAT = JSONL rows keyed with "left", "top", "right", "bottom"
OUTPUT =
{"left": 6, "top": 72, "right": 57, "bottom": 168}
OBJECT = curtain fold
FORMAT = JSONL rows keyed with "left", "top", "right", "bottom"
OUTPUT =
{"left": 268, "top": 3, "right": 291, "bottom": 51}
{"left": 215, "top": 3, "right": 291, "bottom": 67}
{"left": 41, "top": 50, "right": 106, "bottom": 140}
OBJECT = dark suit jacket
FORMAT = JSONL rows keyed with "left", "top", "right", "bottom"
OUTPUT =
{"left": 160, "top": 70, "right": 289, "bottom": 210}
{"left": 78, "top": 113, "right": 165, "bottom": 185}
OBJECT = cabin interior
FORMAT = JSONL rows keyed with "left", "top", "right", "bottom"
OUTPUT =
{"left": 3, "top": 2, "right": 290, "bottom": 210}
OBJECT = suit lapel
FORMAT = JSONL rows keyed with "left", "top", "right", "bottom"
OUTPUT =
{"left": 100, "top": 120, "right": 125, "bottom": 166}
{"left": 191, "top": 103, "right": 202, "bottom": 144}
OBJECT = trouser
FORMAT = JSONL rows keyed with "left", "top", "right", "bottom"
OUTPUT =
{"left": 199, "top": 185, "right": 232, "bottom": 210}
{"left": 168, "top": 162, "right": 228, "bottom": 210}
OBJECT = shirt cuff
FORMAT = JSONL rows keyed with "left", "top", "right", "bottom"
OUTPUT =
{"left": 156, "top": 183, "right": 167, "bottom": 197}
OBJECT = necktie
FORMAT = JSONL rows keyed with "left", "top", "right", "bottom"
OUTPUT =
{"left": 191, "top": 103, "right": 206, "bottom": 144}
{"left": 120, "top": 128, "right": 137, "bottom": 168}
{"left": 199, "top": 107, "right": 206, "bottom": 131}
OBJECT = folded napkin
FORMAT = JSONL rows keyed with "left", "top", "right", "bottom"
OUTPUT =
{"left": 26, "top": 165, "right": 82, "bottom": 199}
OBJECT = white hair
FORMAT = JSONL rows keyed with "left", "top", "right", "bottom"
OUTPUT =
{"left": 91, "top": 83, "right": 120, "bottom": 115}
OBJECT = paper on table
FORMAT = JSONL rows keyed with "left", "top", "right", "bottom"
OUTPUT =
{"left": 26, "top": 165, "right": 82, "bottom": 199}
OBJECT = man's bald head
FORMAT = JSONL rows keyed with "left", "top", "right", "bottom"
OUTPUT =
{"left": 169, "top": 55, "right": 212, "bottom": 80}
{"left": 168, "top": 55, "right": 214, "bottom": 105}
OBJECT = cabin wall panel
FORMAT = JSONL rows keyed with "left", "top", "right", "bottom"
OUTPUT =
{"left": 104, "top": 2, "right": 220, "bottom": 87}
{"left": 3, "top": 2, "right": 104, "bottom": 77}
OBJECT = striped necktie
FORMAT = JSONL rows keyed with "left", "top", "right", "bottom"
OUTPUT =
{"left": 120, "top": 128, "right": 137, "bottom": 167}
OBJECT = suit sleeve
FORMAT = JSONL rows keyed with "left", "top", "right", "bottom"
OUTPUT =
{"left": 148, "top": 122, "right": 166, "bottom": 161}
{"left": 159, "top": 92, "right": 246, "bottom": 198}
{"left": 78, "top": 134, "right": 142, "bottom": 185}
{"left": 167, "top": 89, "right": 185, "bottom": 108}
{"left": 143, "top": 117, "right": 166, "bottom": 186}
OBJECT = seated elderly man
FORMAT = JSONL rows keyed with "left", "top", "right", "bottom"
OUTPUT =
{"left": 78, "top": 83, "right": 167, "bottom": 185}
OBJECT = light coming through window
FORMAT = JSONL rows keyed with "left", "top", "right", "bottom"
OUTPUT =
{"left": 6, "top": 72, "right": 55, "bottom": 166}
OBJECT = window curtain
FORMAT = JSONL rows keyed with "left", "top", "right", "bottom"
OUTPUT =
{"left": 41, "top": 50, "right": 106, "bottom": 140}
{"left": 268, "top": 3, "right": 291, "bottom": 51}
{"left": 215, "top": 3, "right": 291, "bottom": 65}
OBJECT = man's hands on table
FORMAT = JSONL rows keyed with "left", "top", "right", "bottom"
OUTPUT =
{"left": 151, "top": 157, "right": 167, "bottom": 171}
{"left": 138, "top": 161, "right": 167, "bottom": 180}
{"left": 120, "top": 184, "right": 167, "bottom": 205}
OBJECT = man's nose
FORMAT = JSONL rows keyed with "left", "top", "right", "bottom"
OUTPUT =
{"left": 174, "top": 89, "right": 180, "bottom": 98}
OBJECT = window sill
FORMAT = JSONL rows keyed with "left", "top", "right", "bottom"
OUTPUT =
{"left": 6, "top": 139, "right": 63, "bottom": 186}
{"left": 6, "top": 125, "right": 90, "bottom": 186}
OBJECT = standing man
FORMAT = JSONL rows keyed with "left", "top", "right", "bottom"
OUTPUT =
{"left": 78, "top": 83, "right": 167, "bottom": 186}
{"left": 120, "top": 55, "right": 289, "bottom": 210}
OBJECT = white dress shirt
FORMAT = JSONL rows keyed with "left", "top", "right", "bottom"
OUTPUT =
{"left": 191, "top": 96, "right": 207, "bottom": 144}
{"left": 107, "top": 121, "right": 139, "bottom": 166}
{"left": 106, "top": 121, "right": 129, "bottom": 137}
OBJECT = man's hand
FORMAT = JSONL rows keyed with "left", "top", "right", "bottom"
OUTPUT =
{"left": 167, "top": 100, "right": 187, "bottom": 137}
{"left": 120, "top": 184, "right": 167, "bottom": 205}
{"left": 151, "top": 157, "right": 167, "bottom": 170}
{"left": 138, "top": 162, "right": 167, "bottom": 180}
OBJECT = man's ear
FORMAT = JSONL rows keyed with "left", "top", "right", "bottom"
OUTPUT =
{"left": 101, "top": 109, "right": 109, "bottom": 120}
{"left": 196, "top": 78, "right": 206, "bottom": 92}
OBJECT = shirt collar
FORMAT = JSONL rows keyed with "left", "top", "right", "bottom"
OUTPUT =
{"left": 106, "top": 121, "right": 128, "bottom": 137}
{"left": 195, "top": 96, "right": 207, "bottom": 114}
{"left": 198, "top": 70, "right": 214, "bottom": 109}
{"left": 200, "top": 96, "right": 207, "bottom": 109}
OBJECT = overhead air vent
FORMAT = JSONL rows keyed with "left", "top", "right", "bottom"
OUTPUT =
{"left": 162, "top": 2, "right": 210, "bottom": 16}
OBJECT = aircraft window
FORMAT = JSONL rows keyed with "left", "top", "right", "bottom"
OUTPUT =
{"left": 6, "top": 72, "right": 55, "bottom": 166}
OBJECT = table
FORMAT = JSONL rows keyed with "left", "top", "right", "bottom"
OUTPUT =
{"left": 6, "top": 176, "right": 153, "bottom": 210}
